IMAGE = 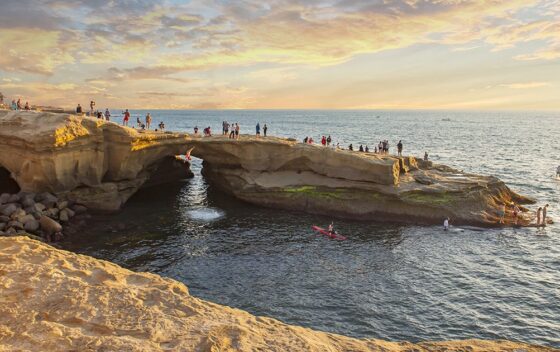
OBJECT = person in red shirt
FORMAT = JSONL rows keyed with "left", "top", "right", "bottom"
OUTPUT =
{"left": 122, "top": 109, "right": 130, "bottom": 126}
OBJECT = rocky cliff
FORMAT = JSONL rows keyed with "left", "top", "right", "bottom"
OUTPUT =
{"left": 0, "top": 111, "right": 535, "bottom": 226}
{"left": 0, "top": 236, "right": 553, "bottom": 352}
{"left": 0, "top": 110, "right": 193, "bottom": 211}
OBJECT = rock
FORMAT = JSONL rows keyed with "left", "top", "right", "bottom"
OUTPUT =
{"left": 1, "top": 203, "right": 18, "bottom": 217}
{"left": 24, "top": 219, "right": 40, "bottom": 232}
{"left": 0, "top": 223, "right": 5, "bottom": 231}
{"left": 37, "top": 192, "right": 57, "bottom": 208}
{"left": 5, "top": 227, "right": 16, "bottom": 235}
{"left": 0, "top": 231, "right": 4, "bottom": 236}
{"left": 8, "top": 194, "right": 20, "bottom": 203}
{"left": 59, "top": 210, "right": 69, "bottom": 223}
{"left": 34, "top": 203, "right": 46, "bottom": 212}
{"left": 64, "top": 208, "right": 75, "bottom": 218}
{"left": 19, "top": 214, "right": 36, "bottom": 225}
{"left": 44, "top": 208, "right": 59, "bottom": 219}
{"left": 39, "top": 215, "right": 62, "bottom": 235}
{"left": 11, "top": 208, "right": 26, "bottom": 220}
{"left": 7, "top": 221, "right": 24, "bottom": 230}
{"left": 0, "top": 193, "right": 10, "bottom": 204}
{"left": 57, "top": 201, "right": 68, "bottom": 210}
{"left": 72, "top": 204, "right": 88, "bottom": 214}
{"left": 21, "top": 197, "right": 35, "bottom": 208}
{"left": 0, "top": 215, "right": 9, "bottom": 222}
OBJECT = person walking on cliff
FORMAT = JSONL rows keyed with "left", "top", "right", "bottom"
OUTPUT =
{"left": 397, "top": 140, "right": 403, "bottom": 156}
{"left": 263, "top": 124, "right": 268, "bottom": 137}
{"left": 122, "top": 109, "right": 130, "bottom": 126}
{"left": 146, "top": 113, "right": 152, "bottom": 130}
{"left": 256, "top": 122, "right": 260, "bottom": 138}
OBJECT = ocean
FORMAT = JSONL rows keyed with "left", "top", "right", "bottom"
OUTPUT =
{"left": 63, "top": 110, "right": 560, "bottom": 347}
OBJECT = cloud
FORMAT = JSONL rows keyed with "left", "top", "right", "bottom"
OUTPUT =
{"left": 499, "top": 82, "right": 551, "bottom": 89}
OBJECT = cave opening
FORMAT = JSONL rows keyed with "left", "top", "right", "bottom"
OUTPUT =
{"left": 0, "top": 166, "right": 21, "bottom": 194}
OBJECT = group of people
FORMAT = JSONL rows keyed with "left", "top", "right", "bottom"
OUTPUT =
{"left": 221, "top": 121, "right": 241, "bottom": 139}
{"left": 9, "top": 98, "right": 30, "bottom": 111}
{"left": 77, "top": 104, "right": 165, "bottom": 131}
{"left": 498, "top": 203, "right": 549, "bottom": 226}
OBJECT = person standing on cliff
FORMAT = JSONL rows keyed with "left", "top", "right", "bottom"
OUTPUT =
{"left": 90, "top": 100, "right": 95, "bottom": 116}
{"left": 17, "top": 98, "right": 22, "bottom": 110}
{"left": 76, "top": 104, "right": 82, "bottom": 114}
{"left": 424, "top": 152, "right": 429, "bottom": 161}
{"left": 263, "top": 124, "right": 268, "bottom": 137}
{"left": 235, "top": 123, "right": 240, "bottom": 140}
{"left": 498, "top": 204, "right": 506, "bottom": 224}
{"left": 122, "top": 109, "right": 130, "bottom": 126}
{"left": 105, "top": 108, "right": 111, "bottom": 121}
{"left": 536, "top": 207, "right": 542, "bottom": 226}
{"left": 397, "top": 140, "right": 403, "bottom": 156}
{"left": 256, "top": 122, "right": 260, "bottom": 138}
{"left": 146, "top": 113, "right": 152, "bottom": 130}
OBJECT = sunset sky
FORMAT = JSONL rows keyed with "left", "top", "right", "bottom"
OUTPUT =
{"left": 0, "top": 0, "right": 559, "bottom": 110}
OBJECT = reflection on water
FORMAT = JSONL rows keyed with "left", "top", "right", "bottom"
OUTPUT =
{"left": 62, "top": 111, "right": 560, "bottom": 347}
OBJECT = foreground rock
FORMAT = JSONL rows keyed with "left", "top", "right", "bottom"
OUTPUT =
{"left": 0, "top": 236, "right": 552, "bottom": 352}
{"left": 0, "top": 111, "right": 535, "bottom": 226}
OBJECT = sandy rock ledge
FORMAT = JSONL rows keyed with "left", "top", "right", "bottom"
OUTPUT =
{"left": 0, "top": 236, "right": 554, "bottom": 352}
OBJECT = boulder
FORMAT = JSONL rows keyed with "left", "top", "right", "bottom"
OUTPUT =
{"left": 5, "top": 227, "right": 16, "bottom": 235}
{"left": 34, "top": 203, "right": 46, "bottom": 212}
{"left": 57, "top": 201, "right": 69, "bottom": 210}
{"left": 44, "top": 208, "right": 60, "bottom": 219}
{"left": 7, "top": 221, "right": 23, "bottom": 230}
{"left": 24, "top": 219, "right": 40, "bottom": 232}
{"left": 7, "top": 194, "right": 20, "bottom": 203}
{"left": 59, "top": 210, "right": 69, "bottom": 223}
{"left": 64, "top": 208, "right": 75, "bottom": 218}
{"left": 72, "top": 204, "right": 88, "bottom": 214}
{"left": 1, "top": 204, "right": 18, "bottom": 217}
{"left": 37, "top": 192, "right": 57, "bottom": 208}
{"left": 39, "top": 215, "right": 62, "bottom": 235}
{"left": 11, "top": 208, "right": 26, "bottom": 220}
{"left": 21, "top": 197, "right": 35, "bottom": 208}
{"left": 0, "top": 193, "right": 10, "bottom": 204}
{"left": 0, "top": 215, "right": 9, "bottom": 222}
{"left": 19, "top": 214, "right": 36, "bottom": 225}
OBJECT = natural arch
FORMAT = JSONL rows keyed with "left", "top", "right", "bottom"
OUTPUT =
{"left": 0, "top": 166, "right": 21, "bottom": 194}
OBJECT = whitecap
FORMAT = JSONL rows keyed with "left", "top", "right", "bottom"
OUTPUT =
{"left": 185, "top": 208, "right": 225, "bottom": 222}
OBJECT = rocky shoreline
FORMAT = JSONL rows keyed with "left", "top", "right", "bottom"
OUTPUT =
{"left": 0, "top": 191, "right": 88, "bottom": 242}
{"left": 0, "top": 236, "right": 555, "bottom": 352}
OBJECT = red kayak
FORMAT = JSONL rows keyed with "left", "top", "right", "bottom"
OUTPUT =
{"left": 312, "top": 226, "right": 347, "bottom": 240}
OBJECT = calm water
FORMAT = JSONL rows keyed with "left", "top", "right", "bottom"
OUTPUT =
{"left": 64, "top": 110, "right": 560, "bottom": 347}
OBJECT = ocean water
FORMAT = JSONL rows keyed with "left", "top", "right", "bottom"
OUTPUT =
{"left": 63, "top": 110, "right": 560, "bottom": 347}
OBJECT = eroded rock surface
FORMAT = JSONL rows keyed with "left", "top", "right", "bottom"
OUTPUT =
{"left": 0, "top": 236, "right": 553, "bottom": 352}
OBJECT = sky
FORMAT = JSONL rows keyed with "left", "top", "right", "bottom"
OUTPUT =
{"left": 0, "top": 0, "right": 559, "bottom": 110}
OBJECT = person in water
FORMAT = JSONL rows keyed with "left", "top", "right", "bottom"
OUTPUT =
{"left": 443, "top": 217, "right": 449, "bottom": 231}
{"left": 542, "top": 204, "right": 549, "bottom": 227}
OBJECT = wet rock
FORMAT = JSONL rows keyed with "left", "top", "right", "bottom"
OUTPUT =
{"left": 72, "top": 204, "right": 88, "bottom": 214}
{"left": 8, "top": 194, "right": 20, "bottom": 203}
{"left": 59, "top": 210, "right": 69, "bottom": 223}
{"left": 39, "top": 215, "right": 62, "bottom": 235}
{"left": 57, "top": 201, "right": 68, "bottom": 210}
{"left": 0, "top": 193, "right": 10, "bottom": 204}
{"left": 8, "top": 221, "right": 24, "bottom": 230}
{"left": 24, "top": 219, "right": 40, "bottom": 232}
{"left": 34, "top": 203, "right": 46, "bottom": 212}
{"left": 1, "top": 204, "right": 19, "bottom": 217}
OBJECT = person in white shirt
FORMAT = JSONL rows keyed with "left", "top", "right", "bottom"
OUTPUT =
{"left": 443, "top": 217, "right": 449, "bottom": 231}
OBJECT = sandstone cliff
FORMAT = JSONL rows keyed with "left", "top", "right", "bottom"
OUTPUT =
{"left": 0, "top": 236, "right": 553, "bottom": 352}
{"left": 0, "top": 111, "right": 534, "bottom": 226}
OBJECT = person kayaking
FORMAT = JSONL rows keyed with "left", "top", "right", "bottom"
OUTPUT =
{"left": 328, "top": 222, "right": 335, "bottom": 235}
